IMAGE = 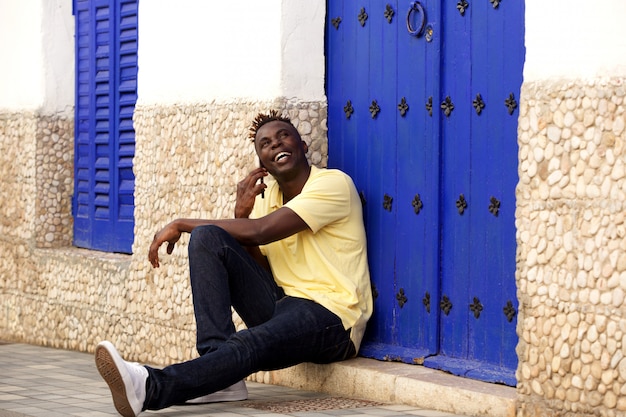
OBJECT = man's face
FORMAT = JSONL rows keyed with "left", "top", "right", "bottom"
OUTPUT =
{"left": 254, "top": 120, "right": 308, "bottom": 177}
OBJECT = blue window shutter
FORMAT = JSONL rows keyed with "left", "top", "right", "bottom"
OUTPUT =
{"left": 73, "top": 0, "right": 137, "bottom": 253}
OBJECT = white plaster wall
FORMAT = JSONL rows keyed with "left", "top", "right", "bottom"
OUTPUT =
{"left": 525, "top": 0, "right": 626, "bottom": 81}
{"left": 0, "top": 0, "right": 44, "bottom": 110}
{"left": 41, "top": 0, "right": 74, "bottom": 114}
{"left": 0, "top": 0, "right": 73, "bottom": 113}
{"left": 138, "top": 0, "right": 325, "bottom": 105}
{"left": 280, "top": 0, "right": 326, "bottom": 102}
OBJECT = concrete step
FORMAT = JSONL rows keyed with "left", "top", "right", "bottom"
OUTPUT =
{"left": 270, "top": 357, "right": 517, "bottom": 417}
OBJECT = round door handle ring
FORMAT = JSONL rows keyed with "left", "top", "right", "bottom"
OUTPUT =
{"left": 406, "top": 1, "right": 426, "bottom": 38}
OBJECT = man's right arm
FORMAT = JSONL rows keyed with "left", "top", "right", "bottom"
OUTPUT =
{"left": 147, "top": 217, "right": 267, "bottom": 268}
{"left": 148, "top": 207, "right": 308, "bottom": 268}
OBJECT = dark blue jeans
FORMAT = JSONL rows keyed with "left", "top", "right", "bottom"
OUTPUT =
{"left": 143, "top": 225, "right": 355, "bottom": 410}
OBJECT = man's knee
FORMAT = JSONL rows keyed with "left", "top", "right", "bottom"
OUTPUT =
{"left": 189, "top": 225, "right": 230, "bottom": 250}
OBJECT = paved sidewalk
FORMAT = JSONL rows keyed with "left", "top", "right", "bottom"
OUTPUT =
{"left": 0, "top": 342, "right": 472, "bottom": 417}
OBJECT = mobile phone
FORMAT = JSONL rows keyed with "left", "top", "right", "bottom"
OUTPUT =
{"left": 259, "top": 158, "right": 265, "bottom": 199}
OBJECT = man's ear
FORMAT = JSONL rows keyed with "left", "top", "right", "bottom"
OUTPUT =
{"left": 302, "top": 140, "right": 309, "bottom": 154}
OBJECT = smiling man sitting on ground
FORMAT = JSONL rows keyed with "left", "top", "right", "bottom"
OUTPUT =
{"left": 95, "top": 110, "right": 373, "bottom": 417}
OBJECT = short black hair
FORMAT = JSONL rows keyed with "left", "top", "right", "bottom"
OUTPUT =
{"left": 249, "top": 110, "right": 294, "bottom": 141}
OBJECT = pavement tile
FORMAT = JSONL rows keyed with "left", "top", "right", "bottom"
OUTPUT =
{"left": 0, "top": 343, "right": 473, "bottom": 417}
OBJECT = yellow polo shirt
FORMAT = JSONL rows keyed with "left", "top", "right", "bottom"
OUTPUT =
{"left": 251, "top": 166, "right": 372, "bottom": 351}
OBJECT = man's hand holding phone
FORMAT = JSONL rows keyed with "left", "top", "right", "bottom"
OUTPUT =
{"left": 234, "top": 167, "right": 267, "bottom": 218}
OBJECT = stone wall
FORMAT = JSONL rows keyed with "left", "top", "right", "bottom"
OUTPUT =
{"left": 0, "top": 112, "right": 73, "bottom": 248}
{"left": 516, "top": 78, "right": 626, "bottom": 416}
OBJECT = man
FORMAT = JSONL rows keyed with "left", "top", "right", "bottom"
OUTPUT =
{"left": 95, "top": 111, "right": 373, "bottom": 417}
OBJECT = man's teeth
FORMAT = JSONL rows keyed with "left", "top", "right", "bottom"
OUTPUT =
{"left": 275, "top": 152, "right": 291, "bottom": 161}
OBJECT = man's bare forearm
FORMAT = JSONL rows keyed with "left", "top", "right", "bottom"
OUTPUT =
{"left": 172, "top": 218, "right": 270, "bottom": 270}
{"left": 172, "top": 207, "right": 308, "bottom": 248}
{"left": 171, "top": 218, "right": 263, "bottom": 246}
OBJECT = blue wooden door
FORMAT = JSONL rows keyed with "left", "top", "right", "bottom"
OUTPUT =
{"left": 326, "top": 0, "right": 523, "bottom": 385}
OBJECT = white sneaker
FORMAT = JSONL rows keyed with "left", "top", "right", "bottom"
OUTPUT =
{"left": 186, "top": 380, "right": 248, "bottom": 404}
{"left": 95, "top": 341, "right": 148, "bottom": 417}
